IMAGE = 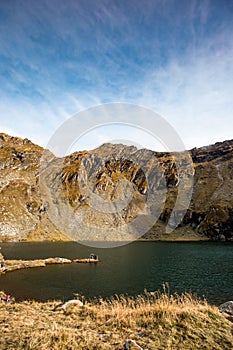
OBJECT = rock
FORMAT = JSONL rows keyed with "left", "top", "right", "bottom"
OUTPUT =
{"left": 219, "top": 234, "right": 226, "bottom": 241}
{"left": 73, "top": 258, "right": 99, "bottom": 263}
{"left": 44, "top": 257, "right": 72, "bottom": 264}
{"left": 1, "top": 257, "right": 72, "bottom": 274}
{"left": 55, "top": 299, "right": 84, "bottom": 310}
{"left": 123, "top": 340, "right": 143, "bottom": 349}
{"left": 219, "top": 301, "right": 233, "bottom": 316}
{"left": 124, "top": 341, "right": 130, "bottom": 350}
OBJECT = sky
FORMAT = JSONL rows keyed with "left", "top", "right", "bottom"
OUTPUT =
{"left": 0, "top": 0, "right": 233, "bottom": 153}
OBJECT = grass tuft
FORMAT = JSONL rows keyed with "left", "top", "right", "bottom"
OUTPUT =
{"left": 0, "top": 287, "right": 232, "bottom": 349}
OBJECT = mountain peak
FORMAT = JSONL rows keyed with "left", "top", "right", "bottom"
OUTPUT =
{"left": 0, "top": 133, "right": 233, "bottom": 242}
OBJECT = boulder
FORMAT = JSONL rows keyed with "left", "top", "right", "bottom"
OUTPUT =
{"left": 55, "top": 299, "right": 84, "bottom": 311}
{"left": 219, "top": 301, "right": 233, "bottom": 316}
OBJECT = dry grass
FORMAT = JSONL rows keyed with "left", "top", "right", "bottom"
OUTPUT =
{"left": 0, "top": 286, "right": 232, "bottom": 350}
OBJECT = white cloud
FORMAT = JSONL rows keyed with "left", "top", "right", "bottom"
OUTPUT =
{"left": 0, "top": 0, "right": 233, "bottom": 153}
{"left": 127, "top": 42, "right": 233, "bottom": 149}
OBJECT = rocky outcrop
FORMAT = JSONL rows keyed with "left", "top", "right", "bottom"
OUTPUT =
{"left": 0, "top": 133, "right": 68, "bottom": 241}
{"left": 186, "top": 140, "right": 233, "bottom": 241}
{"left": 219, "top": 301, "right": 233, "bottom": 316}
{"left": 219, "top": 301, "right": 233, "bottom": 323}
{"left": 0, "top": 257, "right": 72, "bottom": 274}
{"left": 0, "top": 132, "right": 233, "bottom": 241}
{"left": 0, "top": 257, "right": 99, "bottom": 274}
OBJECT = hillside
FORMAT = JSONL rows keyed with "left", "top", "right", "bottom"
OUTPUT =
{"left": 0, "top": 290, "right": 232, "bottom": 350}
{"left": 0, "top": 132, "right": 233, "bottom": 242}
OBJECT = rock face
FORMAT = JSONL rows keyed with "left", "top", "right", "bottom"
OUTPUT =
{"left": 189, "top": 140, "right": 233, "bottom": 241}
{"left": 0, "top": 132, "right": 233, "bottom": 242}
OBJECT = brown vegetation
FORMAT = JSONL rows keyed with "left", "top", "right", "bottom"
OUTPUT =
{"left": 0, "top": 288, "right": 232, "bottom": 350}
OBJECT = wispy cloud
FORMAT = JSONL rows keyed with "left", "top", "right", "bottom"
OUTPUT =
{"left": 0, "top": 0, "right": 232, "bottom": 151}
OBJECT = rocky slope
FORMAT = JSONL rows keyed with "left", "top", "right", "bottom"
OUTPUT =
{"left": 0, "top": 132, "right": 233, "bottom": 242}
{"left": 0, "top": 133, "right": 66, "bottom": 241}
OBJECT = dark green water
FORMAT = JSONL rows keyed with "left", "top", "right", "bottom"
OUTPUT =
{"left": 0, "top": 241, "right": 232, "bottom": 305}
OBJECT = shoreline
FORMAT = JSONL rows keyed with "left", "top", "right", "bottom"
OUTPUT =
{"left": 1, "top": 238, "right": 231, "bottom": 244}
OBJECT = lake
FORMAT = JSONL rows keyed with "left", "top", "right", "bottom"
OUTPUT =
{"left": 0, "top": 241, "right": 232, "bottom": 305}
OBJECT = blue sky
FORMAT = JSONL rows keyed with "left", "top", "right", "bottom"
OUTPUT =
{"left": 0, "top": 0, "right": 233, "bottom": 152}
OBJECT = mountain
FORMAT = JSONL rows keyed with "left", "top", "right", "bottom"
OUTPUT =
{"left": 0, "top": 132, "right": 233, "bottom": 242}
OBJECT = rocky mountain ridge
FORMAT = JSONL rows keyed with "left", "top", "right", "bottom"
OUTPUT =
{"left": 0, "top": 132, "right": 233, "bottom": 242}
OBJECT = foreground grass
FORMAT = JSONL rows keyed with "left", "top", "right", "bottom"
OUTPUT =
{"left": 0, "top": 288, "right": 232, "bottom": 350}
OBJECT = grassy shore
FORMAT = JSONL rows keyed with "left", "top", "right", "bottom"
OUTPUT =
{"left": 0, "top": 287, "right": 232, "bottom": 350}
